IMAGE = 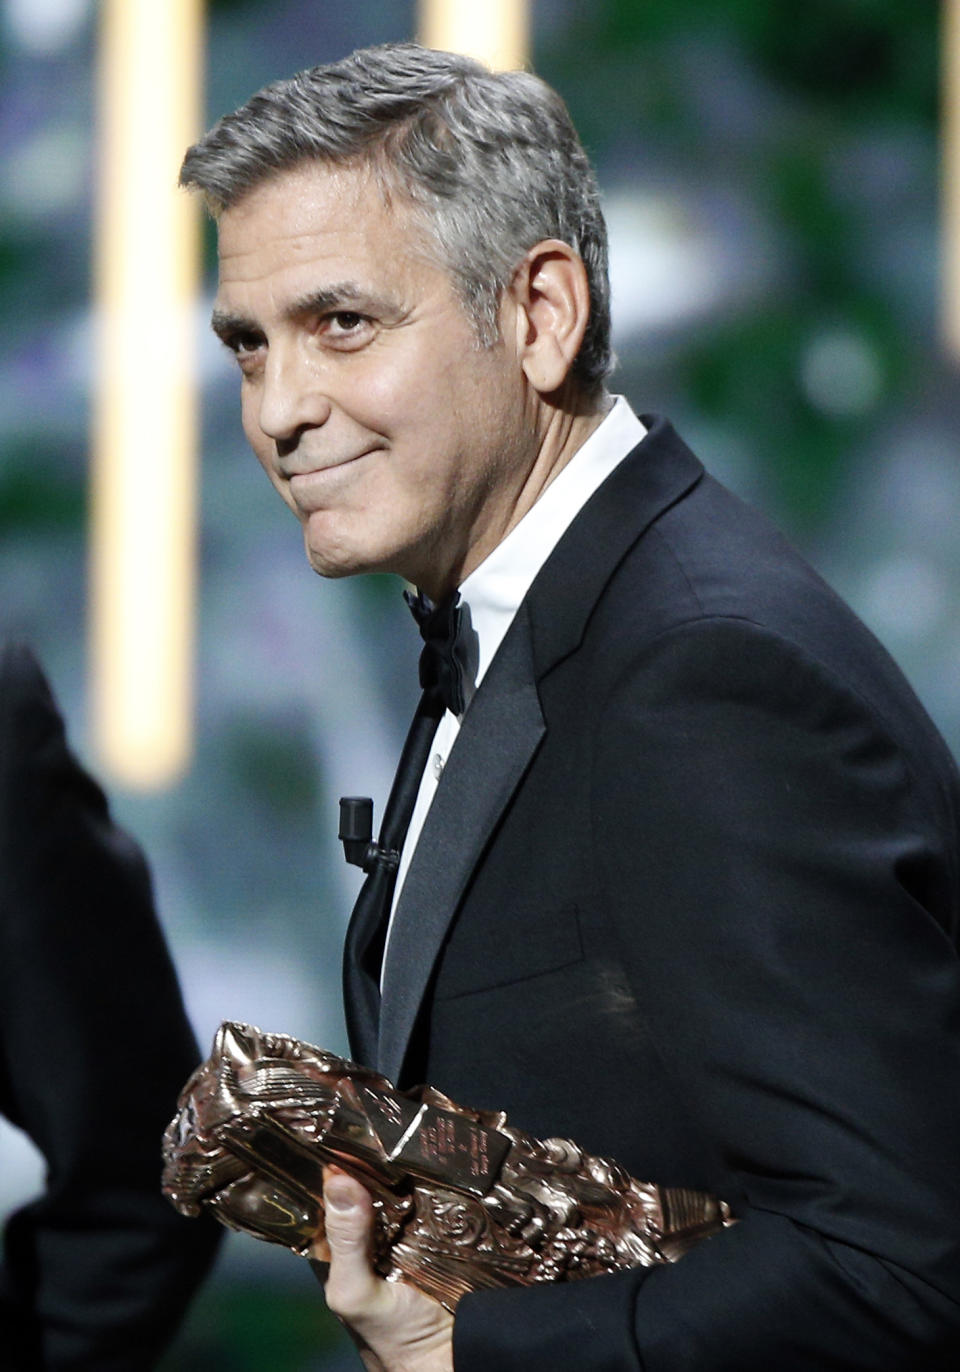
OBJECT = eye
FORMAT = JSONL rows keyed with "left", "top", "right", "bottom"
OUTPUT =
{"left": 326, "top": 312, "right": 365, "bottom": 334}
{"left": 224, "top": 330, "right": 264, "bottom": 357}
{"left": 317, "top": 311, "right": 375, "bottom": 349}
{"left": 218, "top": 328, "right": 266, "bottom": 376}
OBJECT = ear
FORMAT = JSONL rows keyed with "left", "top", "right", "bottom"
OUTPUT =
{"left": 508, "top": 240, "right": 591, "bottom": 395}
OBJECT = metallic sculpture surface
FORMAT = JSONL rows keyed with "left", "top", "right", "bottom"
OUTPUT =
{"left": 163, "top": 1022, "right": 734, "bottom": 1311}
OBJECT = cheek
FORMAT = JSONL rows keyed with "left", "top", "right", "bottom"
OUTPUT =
{"left": 240, "top": 403, "right": 271, "bottom": 469}
{"left": 347, "top": 364, "right": 421, "bottom": 436}
{"left": 240, "top": 393, "right": 259, "bottom": 444}
{"left": 353, "top": 325, "right": 481, "bottom": 430}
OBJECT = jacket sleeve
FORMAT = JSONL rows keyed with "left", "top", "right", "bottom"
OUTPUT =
{"left": 0, "top": 642, "right": 220, "bottom": 1370}
{"left": 454, "top": 617, "right": 960, "bottom": 1370}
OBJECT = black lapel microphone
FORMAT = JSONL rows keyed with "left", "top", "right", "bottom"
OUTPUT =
{"left": 338, "top": 795, "right": 399, "bottom": 874}
{"left": 339, "top": 587, "right": 470, "bottom": 873}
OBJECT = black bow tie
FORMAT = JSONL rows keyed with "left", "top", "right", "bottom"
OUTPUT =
{"left": 404, "top": 588, "right": 470, "bottom": 717}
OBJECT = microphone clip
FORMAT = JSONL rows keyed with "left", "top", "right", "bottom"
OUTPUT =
{"left": 338, "top": 797, "right": 399, "bottom": 875}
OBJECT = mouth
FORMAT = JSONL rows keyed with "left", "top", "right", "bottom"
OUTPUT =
{"left": 286, "top": 450, "right": 375, "bottom": 512}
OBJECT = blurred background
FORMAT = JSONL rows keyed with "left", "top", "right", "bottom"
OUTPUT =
{"left": 1, "top": 0, "right": 957, "bottom": 1366}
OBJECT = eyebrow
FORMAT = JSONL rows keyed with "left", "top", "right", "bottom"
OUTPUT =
{"left": 210, "top": 281, "right": 398, "bottom": 339}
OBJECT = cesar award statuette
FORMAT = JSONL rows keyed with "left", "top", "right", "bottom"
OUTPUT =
{"left": 162, "top": 1022, "right": 734, "bottom": 1311}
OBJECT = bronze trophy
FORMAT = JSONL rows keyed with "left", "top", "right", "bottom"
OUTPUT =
{"left": 162, "top": 1022, "right": 733, "bottom": 1312}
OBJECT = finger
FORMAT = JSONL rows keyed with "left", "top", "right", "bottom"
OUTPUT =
{"left": 309, "top": 1205, "right": 331, "bottom": 1265}
{"left": 322, "top": 1171, "right": 381, "bottom": 1319}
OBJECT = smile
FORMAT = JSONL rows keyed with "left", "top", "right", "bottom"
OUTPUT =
{"left": 286, "top": 453, "right": 372, "bottom": 509}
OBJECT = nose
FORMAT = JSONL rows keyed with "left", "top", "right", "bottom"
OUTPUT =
{"left": 256, "top": 340, "right": 332, "bottom": 454}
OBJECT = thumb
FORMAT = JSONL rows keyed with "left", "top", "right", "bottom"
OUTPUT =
{"left": 323, "top": 1171, "right": 381, "bottom": 1317}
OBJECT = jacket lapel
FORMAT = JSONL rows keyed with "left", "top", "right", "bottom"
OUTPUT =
{"left": 377, "top": 605, "right": 544, "bottom": 1082}
{"left": 375, "top": 416, "right": 704, "bottom": 1084}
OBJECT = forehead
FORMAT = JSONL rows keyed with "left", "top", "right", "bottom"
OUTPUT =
{"left": 215, "top": 162, "right": 429, "bottom": 298}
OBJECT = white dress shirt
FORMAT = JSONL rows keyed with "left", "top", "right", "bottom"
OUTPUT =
{"left": 381, "top": 397, "right": 647, "bottom": 983}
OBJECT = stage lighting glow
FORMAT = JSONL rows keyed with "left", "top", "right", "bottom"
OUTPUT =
{"left": 419, "top": 0, "right": 529, "bottom": 71}
{"left": 89, "top": 0, "right": 203, "bottom": 789}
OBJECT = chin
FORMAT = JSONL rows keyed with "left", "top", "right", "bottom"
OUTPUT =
{"left": 305, "top": 549, "right": 362, "bottom": 580}
{"left": 303, "top": 537, "right": 386, "bottom": 583}
{"left": 300, "top": 511, "right": 389, "bottom": 581}
{"left": 301, "top": 515, "right": 422, "bottom": 585}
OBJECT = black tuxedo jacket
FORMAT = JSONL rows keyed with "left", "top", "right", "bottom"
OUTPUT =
{"left": 345, "top": 418, "right": 960, "bottom": 1370}
{"left": 0, "top": 642, "right": 219, "bottom": 1369}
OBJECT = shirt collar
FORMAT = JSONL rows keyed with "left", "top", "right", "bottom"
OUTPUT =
{"left": 457, "top": 396, "right": 647, "bottom": 693}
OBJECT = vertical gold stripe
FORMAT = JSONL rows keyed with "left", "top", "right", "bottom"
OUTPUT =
{"left": 418, "top": 0, "right": 530, "bottom": 70}
{"left": 90, "top": 0, "right": 204, "bottom": 788}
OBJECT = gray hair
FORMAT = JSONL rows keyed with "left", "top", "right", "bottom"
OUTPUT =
{"left": 179, "top": 42, "right": 612, "bottom": 390}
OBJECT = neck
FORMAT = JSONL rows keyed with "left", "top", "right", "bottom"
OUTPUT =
{"left": 412, "top": 383, "right": 612, "bottom": 601}
{"left": 466, "top": 380, "right": 610, "bottom": 566}
{"left": 528, "top": 381, "right": 612, "bottom": 500}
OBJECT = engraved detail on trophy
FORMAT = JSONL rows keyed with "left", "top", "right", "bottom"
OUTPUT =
{"left": 162, "top": 1022, "right": 735, "bottom": 1311}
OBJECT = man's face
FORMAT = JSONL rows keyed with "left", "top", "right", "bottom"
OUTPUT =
{"left": 213, "top": 162, "right": 538, "bottom": 596}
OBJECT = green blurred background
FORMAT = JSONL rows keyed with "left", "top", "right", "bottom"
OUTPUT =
{"left": 1, "top": 1, "right": 957, "bottom": 1366}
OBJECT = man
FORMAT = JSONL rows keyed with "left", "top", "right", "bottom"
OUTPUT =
{"left": 179, "top": 42, "right": 960, "bottom": 1371}
{"left": 0, "top": 641, "right": 220, "bottom": 1367}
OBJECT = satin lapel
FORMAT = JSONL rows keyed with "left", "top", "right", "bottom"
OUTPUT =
{"left": 377, "top": 605, "right": 544, "bottom": 1082}
{"left": 342, "top": 694, "right": 441, "bottom": 1066}
{"left": 341, "top": 867, "right": 388, "bottom": 1069}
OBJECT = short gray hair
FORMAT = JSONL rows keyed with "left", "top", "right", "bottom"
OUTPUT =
{"left": 180, "top": 43, "right": 612, "bottom": 390}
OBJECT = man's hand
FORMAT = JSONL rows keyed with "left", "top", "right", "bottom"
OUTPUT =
{"left": 315, "top": 1168, "right": 454, "bottom": 1372}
